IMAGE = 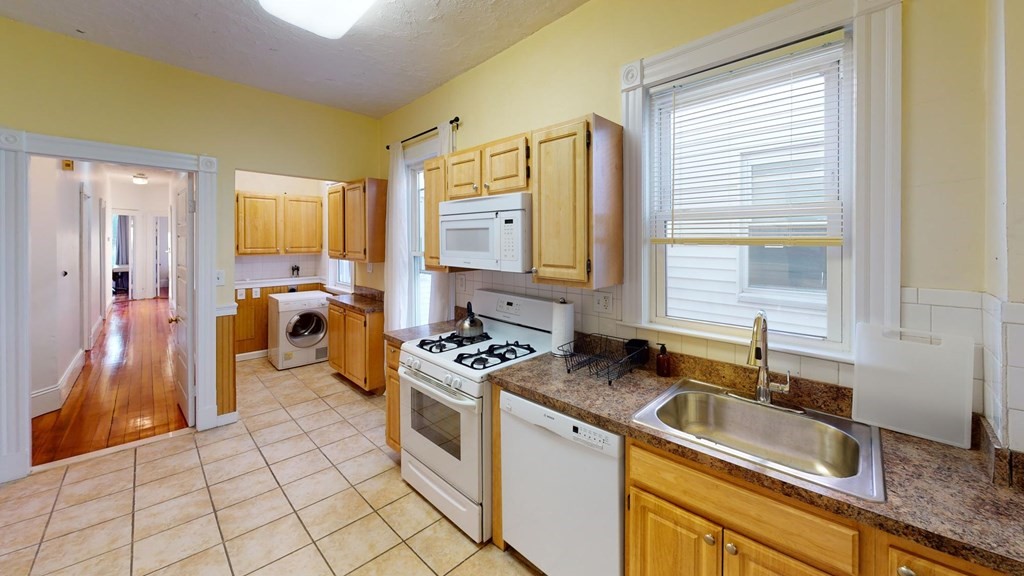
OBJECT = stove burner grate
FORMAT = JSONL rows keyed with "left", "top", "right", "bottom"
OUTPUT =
{"left": 453, "top": 341, "right": 537, "bottom": 370}
{"left": 417, "top": 332, "right": 492, "bottom": 354}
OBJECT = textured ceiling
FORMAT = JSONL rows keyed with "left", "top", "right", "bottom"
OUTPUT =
{"left": 0, "top": 0, "right": 588, "bottom": 117}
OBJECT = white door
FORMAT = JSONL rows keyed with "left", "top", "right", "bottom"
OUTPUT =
{"left": 172, "top": 175, "right": 195, "bottom": 425}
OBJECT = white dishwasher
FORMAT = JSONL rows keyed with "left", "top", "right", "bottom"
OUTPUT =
{"left": 500, "top": 391, "right": 623, "bottom": 576}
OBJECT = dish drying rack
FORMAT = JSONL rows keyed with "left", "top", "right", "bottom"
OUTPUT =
{"left": 555, "top": 334, "right": 644, "bottom": 385}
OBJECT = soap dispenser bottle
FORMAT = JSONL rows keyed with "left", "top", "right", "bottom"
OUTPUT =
{"left": 656, "top": 343, "right": 671, "bottom": 377}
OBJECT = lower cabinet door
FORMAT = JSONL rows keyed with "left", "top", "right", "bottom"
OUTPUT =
{"left": 343, "top": 310, "right": 367, "bottom": 387}
{"left": 385, "top": 368, "right": 400, "bottom": 451}
{"left": 628, "top": 487, "right": 721, "bottom": 576}
{"left": 327, "top": 306, "right": 345, "bottom": 374}
{"left": 888, "top": 547, "right": 976, "bottom": 576}
{"left": 722, "top": 531, "right": 828, "bottom": 576}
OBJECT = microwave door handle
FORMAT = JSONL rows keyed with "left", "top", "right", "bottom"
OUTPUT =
{"left": 401, "top": 368, "right": 480, "bottom": 413}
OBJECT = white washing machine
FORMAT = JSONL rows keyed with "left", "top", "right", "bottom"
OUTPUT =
{"left": 268, "top": 291, "right": 330, "bottom": 370}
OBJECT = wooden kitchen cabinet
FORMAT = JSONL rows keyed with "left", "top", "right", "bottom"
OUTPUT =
{"left": 722, "top": 530, "right": 828, "bottom": 576}
{"left": 482, "top": 135, "right": 529, "bottom": 194}
{"left": 875, "top": 533, "right": 1004, "bottom": 576}
{"left": 326, "top": 303, "right": 384, "bottom": 393}
{"left": 385, "top": 342, "right": 401, "bottom": 451}
{"left": 236, "top": 193, "right": 281, "bottom": 255}
{"left": 282, "top": 195, "right": 322, "bottom": 253}
{"left": 326, "top": 178, "right": 387, "bottom": 262}
{"left": 628, "top": 487, "right": 721, "bottom": 576}
{"left": 446, "top": 149, "right": 482, "bottom": 200}
{"left": 530, "top": 114, "right": 622, "bottom": 289}
{"left": 424, "top": 157, "right": 446, "bottom": 270}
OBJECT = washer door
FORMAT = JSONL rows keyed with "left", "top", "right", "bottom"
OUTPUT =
{"left": 286, "top": 310, "right": 327, "bottom": 348}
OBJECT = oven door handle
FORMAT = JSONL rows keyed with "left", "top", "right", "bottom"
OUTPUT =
{"left": 400, "top": 367, "right": 481, "bottom": 414}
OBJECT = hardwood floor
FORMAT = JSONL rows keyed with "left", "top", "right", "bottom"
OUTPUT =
{"left": 31, "top": 297, "right": 188, "bottom": 465}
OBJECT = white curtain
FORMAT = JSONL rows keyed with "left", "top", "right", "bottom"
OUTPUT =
{"left": 384, "top": 143, "right": 410, "bottom": 331}
{"left": 428, "top": 123, "right": 454, "bottom": 322}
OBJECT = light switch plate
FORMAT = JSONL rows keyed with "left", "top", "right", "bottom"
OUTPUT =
{"left": 253, "top": 287, "right": 261, "bottom": 298}
{"left": 236, "top": 288, "right": 246, "bottom": 300}
{"left": 215, "top": 269, "right": 225, "bottom": 286}
{"left": 456, "top": 273, "right": 467, "bottom": 292}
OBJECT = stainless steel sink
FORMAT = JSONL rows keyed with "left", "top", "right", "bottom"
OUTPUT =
{"left": 633, "top": 380, "right": 885, "bottom": 501}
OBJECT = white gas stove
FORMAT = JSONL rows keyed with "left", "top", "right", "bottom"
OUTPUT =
{"left": 398, "top": 289, "right": 571, "bottom": 543}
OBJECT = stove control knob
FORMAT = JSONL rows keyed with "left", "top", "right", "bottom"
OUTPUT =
{"left": 411, "top": 359, "right": 421, "bottom": 370}
{"left": 452, "top": 378, "right": 463, "bottom": 390}
{"left": 443, "top": 375, "right": 453, "bottom": 386}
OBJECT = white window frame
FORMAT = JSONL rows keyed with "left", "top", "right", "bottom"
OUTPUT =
{"left": 620, "top": 0, "right": 901, "bottom": 361}
{"left": 408, "top": 163, "right": 430, "bottom": 326}
{"left": 328, "top": 258, "right": 355, "bottom": 293}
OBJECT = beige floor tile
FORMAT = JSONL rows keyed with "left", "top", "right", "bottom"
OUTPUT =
{"left": 131, "top": 514, "right": 222, "bottom": 576}
{"left": 0, "top": 515, "right": 47, "bottom": 557}
{"left": 347, "top": 409, "right": 386, "bottom": 432}
{"left": 0, "top": 488, "right": 58, "bottom": 529}
{"left": 367, "top": 395, "right": 387, "bottom": 409}
{"left": 296, "top": 488, "right": 372, "bottom": 540}
{"left": 203, "top": 449, "right": 267, "bottom": 485}
{"left": 306, "top": 420, "right": 359, "bottom": 447}
{"left": 377, "top": 491, "right": 442, "bottom": 539}
{"left": 238, "top": 397, "right": 283, "bottom": 419}
{"left": 320, "top": 434, "right": 375, "bottom": 465}
{"left": 349, "top": 543, "right": 434, "bottom": 576}
{"left": 354, "top": 468, "right": 411, "bottom": 510}
{"left": 135, "top": 448, "right": 200, "bottom": 486}
{"left": 55, "top": 467, "right": 133, "bottom": 510}
{"left": 249, "top": 544, "right": 332, "bottom": 576}
{"left": 32, "top": 515, "right": 132, "bottom": 575}
{"left": 148, "top": 545, "right": 231, "bottom": 576}
{"left": 275, "top": 388, "right": 319, "bottom": 407}
{"left": 251, "top": 420, "right": 303, "bottom": 447}
{"left": 243, "top": 408, "right": 292, "bottom": 432}
{"left": 45, "top": 489, "right": 133, "bottom": 541}
{"left": 134, "top": 467, "right": 206, "bottom": 511}
{"left": 0, "top": 468, "right": 65, "bottom": 505}
{"left": 133, "top": 488, "right": 213, "bottom": 541}
{"left": 198, "top": 433, "right": 256, "bottom": 465}
{"left": 269, "top": 449, "right": 331, "bottom": 485}
{"left": 316, "top": 513, "right": 400, "bottom": 576}
{"left": 216, "top": 488, "right": 293, "bottom": 540}
{"left": 0, "top": 545, "right": 36, "bottom": 576}
{"left": 446, "top": 544, "right": 538, "bottom": 576}
{"left": 136, "top": 434, "right": 197, "bottom": 464}
{"left": 362, "top": 424, "right": 387, "bottom": 448}
{"left": 380, "top": 444, "right": 402, "bottom": 465}
{"left": 296, "top": 409, "right": 343, "bottom": 433}
{"left": 334, "top": 399, "right": 376, "bottom": 419}
{"left": 407, "top": 518, "right": 483, "bottom": 575}
{"left": 47, "top": 544, "right": 131, "bottom": 576}
{"left": 281, "top": 467, "right": 350, "bottom": 510}
{"left": 225, "top": 514, "right": 311, "bottom": 576}
{"left": 64, "top": 449, "right": 135, "bottom": 485}
{"left": 260, "top": 434, "right": 317, "bottom": 465}
{"left": 193, "top": 421, "right": 247, "bottom": 447}
{"left": 306, "top": 379, "right": 347, "bottom": 398}
{"left": 321, "top": 388, "right": 365, "bottom": 408}
{"left": 337, "top": 449, "right": 397, "bottom": 485}
{"left": 208, "top": 467, "right": 279, "bottom": 510}
{"left": 285, "top": 398, "right": 330, "bottom": 420}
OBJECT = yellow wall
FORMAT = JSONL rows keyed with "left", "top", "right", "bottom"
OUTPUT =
{"left": 381, "top": 0, "right": 991, "bottom": 293}
{"left": 0, "top": 17, "right": 383, "bottom": 304}
{"left": 1003, "top": 0, "right": 1024, "bottom": 301}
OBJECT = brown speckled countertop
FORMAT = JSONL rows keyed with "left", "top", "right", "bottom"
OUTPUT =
{"left": 489, "top": 354, "right": 1024, "bottom": 575}
{"left": 327, "top": 294, "right": 384, "bottom": 314}
{"left": 384, "top": 321, "right": 460, "bottom": 348}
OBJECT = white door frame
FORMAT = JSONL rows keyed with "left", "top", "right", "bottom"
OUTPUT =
{"left": 0, "top": 127, "right": 224, "bottom": 483}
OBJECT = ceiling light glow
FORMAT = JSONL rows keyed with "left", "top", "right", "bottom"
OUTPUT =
{"left": 258, "top": 0, "right": 377, "bottom": 39}
{"left": 132, "top": 173, "right": 148, "bottom": 185}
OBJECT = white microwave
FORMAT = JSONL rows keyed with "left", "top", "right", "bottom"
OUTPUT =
{"left": 439, "top": 192, "right": 532, "bottom": 273}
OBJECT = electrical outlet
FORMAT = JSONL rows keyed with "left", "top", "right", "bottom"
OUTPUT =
{"left": 594, "top": 293, "right": 612, "bottom": 314}
{"left": 215, "top": 269, "right": 225, "bottom": 286}
{"left": 456, "top": 273, "right": 467, "bottom": 292}
{"left": 252, "top": 287, "right": 261, "bottom": 298}
{"left": 236, "top": 288, "right": 246, "bottom": 300}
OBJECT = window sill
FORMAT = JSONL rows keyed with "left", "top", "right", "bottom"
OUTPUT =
{"left": 617, "top": 320, "right": 853, "bottom": 364}
{"left": 322, "top": 285, "right": 354, "bottom": 296}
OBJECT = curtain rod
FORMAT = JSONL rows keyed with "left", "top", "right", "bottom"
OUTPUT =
{"left": 385, "top": 116, "right": 460, "bottom": 150}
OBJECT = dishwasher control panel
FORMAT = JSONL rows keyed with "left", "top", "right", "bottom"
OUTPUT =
{"left": 500, "top": 390, "right": 623, "bottom": 457}
{"left": 571, "top": 424, "right": 614, "bottom": 451}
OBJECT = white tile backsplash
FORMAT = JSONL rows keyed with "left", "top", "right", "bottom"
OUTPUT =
{"left": 1009, "top": 409, "right": 1024, "bottom": 450}
{"left": 930, "top": 306, "right": 983, "bottom": 343}
{"left": 235, "top": 254, "right": 321, "bottom": 282}
{"left": 706, "top": 340, "right": 734, "bottom": 363}
{"left": 800, "top": 357, "right": 839, "bottom": 384}
{"left": 1007, "top": 366, "right": 1024, "bottom": 410}
{"left": 900, "top": 287, "right": 918, "bottom": 304}
{"left": 917, "top": 288, "right": 982, "bottom": 309}
{"left": 1007, "top": 323, "right": 1024, "bottom": 368}
{"left": 900, "top": 303, "right": 931, "bottom": 332}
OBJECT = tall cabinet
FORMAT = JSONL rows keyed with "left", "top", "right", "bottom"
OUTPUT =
{"left": 326, "top": 178, "right": 387, "bottom": 262}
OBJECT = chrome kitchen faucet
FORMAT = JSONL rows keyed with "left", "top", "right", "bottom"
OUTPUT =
{"left": 747, "top": 310, "right": 790, "bottom": 404}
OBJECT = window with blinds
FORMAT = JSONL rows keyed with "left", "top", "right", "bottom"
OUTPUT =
{"left": 649, "top": 31, "right": 851, "bottom": 340}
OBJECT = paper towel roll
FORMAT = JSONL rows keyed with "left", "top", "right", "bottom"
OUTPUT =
{"left": 551, "top": 299, "right": 575, "bottom": 354}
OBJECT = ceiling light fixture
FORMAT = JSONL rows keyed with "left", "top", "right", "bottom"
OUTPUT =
{"left": 258, "top": 0, "right": 377, "bottom": 40}
{"left": 132, "top": 173, "right": 148, "bottom": 185}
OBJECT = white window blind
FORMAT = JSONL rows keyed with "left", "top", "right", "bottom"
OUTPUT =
{"left": 649, "top": 35, "right": 850, "bottom": 247}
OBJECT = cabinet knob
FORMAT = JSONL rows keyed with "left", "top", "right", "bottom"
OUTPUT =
{"left": 702, "top": 534, "right": 716, "bottom": 546}
{"left": 725, "top": 543, "right": 738, "bottom": 556}
{"left": 472, "top": 183, "right": 478, "bottom": 191}
{"left": 897, "top": 567, "right": 916, "bottom": 576}
{"left": 484, "top": 182, "right": 490, "bottom": 189}
{"left": 530, "top": 268, "right": 537, "bottom": 274}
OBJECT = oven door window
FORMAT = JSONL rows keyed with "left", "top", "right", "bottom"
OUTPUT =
{"left": 410, "top": 387, "right": 462, "bottom": 460}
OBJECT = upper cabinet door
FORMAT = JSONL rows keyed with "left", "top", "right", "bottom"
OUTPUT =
{"left": 282, "top": 195, "right": 322, "bottom": 254}
{"left": 531, "top": 120, "right": 589, "bottom": 282}
{"left": 446, "top": 149, "right": 482, "bottom": 200}
{"left": 344, "top": 181, "right": 367, "bottom": 261}
{"left": 483, "top": 135, "right": 529, "bottom": 194}
{"left": 327, "top": 184, "right": 344, "bottom": 259}
{"left": 236, "top": 192, "right": 281, "bottom": 255}
{"left": 423, "top": 157, "right": 447, "bottom": 270}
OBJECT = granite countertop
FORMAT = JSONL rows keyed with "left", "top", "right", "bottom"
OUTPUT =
{"left": 327, "top": 294, "right": 385, "bottom": 314}
{"left": 489, "top": 354, "right": 1024, "bottom": 575}
{"left": 384, "top": 321, "right": 460, "bottom": 347}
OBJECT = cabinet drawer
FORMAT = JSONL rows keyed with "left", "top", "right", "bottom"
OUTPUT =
{"left": 386, "top": 342, "right": 401, "bottom": 371}
{"left": 630, "top": 445, "right": 859, "bottom": 575}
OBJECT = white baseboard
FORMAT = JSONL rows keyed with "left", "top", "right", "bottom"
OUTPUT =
{"left": 89, "top": 317, "right": 104, "bottom": 349}
{"left": 236, "top": 350, "right": 267, "bottom": 361}
{"left": 31, "top": 349, "right": 85, "bottom": 417}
